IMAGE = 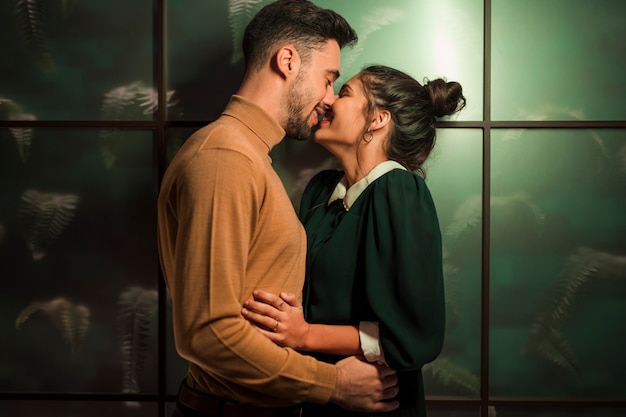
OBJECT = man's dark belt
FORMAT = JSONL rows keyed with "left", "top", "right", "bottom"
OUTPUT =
{"left": 177, "top": 381, "right": 303, "bottom": 417}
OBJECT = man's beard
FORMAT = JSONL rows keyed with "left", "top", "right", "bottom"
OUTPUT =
{"left": 284, "top": 76, "right": 316, "bottom": 141}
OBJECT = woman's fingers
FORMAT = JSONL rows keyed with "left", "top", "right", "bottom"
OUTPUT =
{"left": 279, "top": 292, "right": 299, "bottom": 307}
{"left": 252, "top": 290, "right": 280, "bottom": 306}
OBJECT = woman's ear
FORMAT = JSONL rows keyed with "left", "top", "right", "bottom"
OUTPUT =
{"left": 370, "top": 109, "right": 392, "bottom": 132}
{"left": 274, "top": 45, "right": 300, "bottom": 80}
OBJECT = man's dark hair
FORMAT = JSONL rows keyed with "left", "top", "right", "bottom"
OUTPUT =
{"left": 242, "top": 0, "right": 357, "bottom": 73}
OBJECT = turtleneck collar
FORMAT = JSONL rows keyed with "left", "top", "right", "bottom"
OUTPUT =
{"left": 222, "top": 95, "right": 286, "bottom": 154}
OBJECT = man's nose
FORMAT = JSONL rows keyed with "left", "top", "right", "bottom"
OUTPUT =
{"left": 322, "top": 85, "right": 336, "bottom": 106}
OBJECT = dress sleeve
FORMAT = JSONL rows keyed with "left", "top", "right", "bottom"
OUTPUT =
{"left": 363, "top": 170, "right": 446, "bottom": 371}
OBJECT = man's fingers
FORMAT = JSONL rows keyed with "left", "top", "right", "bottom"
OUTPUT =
{"left": 381, "top": 385, "right": 400, "bottom": 401}
{"left": 371, "top": 400, "right": 400, "bottom": 413}
{"left": 376, "top": 364, "right": 397, "bottom": 378}
{"left": 381, "top": 372, "right": 398, "bottom": 391}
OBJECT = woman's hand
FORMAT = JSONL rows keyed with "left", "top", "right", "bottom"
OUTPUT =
{"left": 242, "top": 290, "right": 311, "bottom": 350}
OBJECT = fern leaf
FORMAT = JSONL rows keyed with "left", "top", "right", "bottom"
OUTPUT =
{"left": 444, "top": 194, "right": 482, "bottom": 246}
{"left": 15, "top": 0, "right": 54, "bottom": 72}
{"left": 15, "top": 300, "right": 49, "bottom": 329}
{"left": 531, "top": 327, "right": 581, "bottom": 375}
{"left": 100, "top": 82, "right": 142, "bottom": 121}
{"left": 15, "top": 297, "right": 90, "bottom": 357}
{"left": 99, "top": 83, "right": 143, "bottom": 168}
{"left": 522, "top": 246, "right": 625, "bottom": 373}
{"left": 423, "top": 356, "right": 480, "bottom": 396}
{"left": 9, "top": 113, "right": 37, "bottom": 163}
{"left": 99, "top": 82, "right": 177, "bottom": 168}
{"left": 228, "top": 0, "right": 268, "bottom": 64}
{"left": 117, "top": 286, "right": 158, "bottom": 395}
{"left": 136, "top": 86, "right": 178, "bottom": 116}
{"left": 1, "top": 99, "right": 36, "bottom": 162}
{"left": 18, "top": 189, "right": 80, "bottom": 260}
{"left": 59, "top": 303, "right": 91, "bottom": 357}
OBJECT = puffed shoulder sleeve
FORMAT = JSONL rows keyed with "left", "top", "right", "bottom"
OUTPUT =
{"left": 363, "top": 170, "right": 446, "bottom": 371}
{"left": 298, "top": 170, "right": 343, "bottom": 221}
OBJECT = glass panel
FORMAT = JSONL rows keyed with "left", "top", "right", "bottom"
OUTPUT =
{"left": 167, "top": 1, "right": 243, "bottom": 121}
{"left": 167, "top": 0, "right": 483, "bottom": 121}
{"left": 0, "top": 0, "right": 154, "bottom": 121}
{"left": 0, "top": 129, "right": 159, "bottom": 393}
{"left": 423, "top": 129, "right": 483, "bottom": 397}
{"left": 492, "top": 407, "right": 626, "bottom": 417}
{"left": 492, "top": 0, "right": 626, "bottom": 121}
{"left": 490, "top": 128, "right": 626, "bottom": 398}
{"left": 0, "top": 401, "right": 158, "bottom": 417}
{"left": 426, "top": 404, "right": 481, "bottom": 416}
{"left": 316, "top": 0, "right": 483, "bottom": 122}
{"left": 166, "top": 291, "right": 188, "bottom": 395}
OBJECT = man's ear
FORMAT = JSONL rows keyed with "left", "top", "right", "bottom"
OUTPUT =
{"left": 370, "top": 109, "right": 392, "bottom": 132}
{"left": 274, "top": 45, "right": 300, "bottom": 80}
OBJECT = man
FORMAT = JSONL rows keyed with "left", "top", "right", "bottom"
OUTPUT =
{"left": 157, "top": 1, "right": 399, "bottom": 416}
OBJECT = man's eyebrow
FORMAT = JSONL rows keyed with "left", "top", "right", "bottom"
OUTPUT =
{"left": 328, "top": 69, "right": 341, "bottom": 81}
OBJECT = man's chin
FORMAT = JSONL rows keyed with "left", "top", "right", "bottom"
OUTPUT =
{"left": 285, "top": 125, "right": 316, "bottom": 142}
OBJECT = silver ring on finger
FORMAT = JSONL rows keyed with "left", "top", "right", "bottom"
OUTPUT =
{"left": 273, "top": 319, "right": 279, "bottom": 332}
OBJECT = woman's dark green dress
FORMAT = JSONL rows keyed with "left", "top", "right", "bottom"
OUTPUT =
{"left": 298, "top": 164, "right": 446, "bottom": 417}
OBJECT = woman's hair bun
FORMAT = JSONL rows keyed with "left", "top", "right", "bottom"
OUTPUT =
{"left": 424, "top": 78, "right": 466, "bottom": 118}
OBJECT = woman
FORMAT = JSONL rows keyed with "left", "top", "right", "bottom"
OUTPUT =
{"left": 242, "top": 65, "right": 466, "bottom": 416}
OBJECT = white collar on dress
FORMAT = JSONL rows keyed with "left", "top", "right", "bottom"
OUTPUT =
{"left": 327, "top": 160, "right": 407, "bottom": 211}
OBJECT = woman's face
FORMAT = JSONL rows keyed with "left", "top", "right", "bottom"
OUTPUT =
{"left": 314, "top": 74, "right": 369, "bottom": 148}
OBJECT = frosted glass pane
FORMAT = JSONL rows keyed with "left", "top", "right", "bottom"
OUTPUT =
{"left": 167, "top": 0, "right": 483, "bottom": 121}
{"left": 0, "top": 129, "right": 159, "bottom": 393}
{"left": 490, "top": 128, "right": 626, "bottom": 398}
{"left": 426, "top": 406, "right": 481, "bottom": 417}
{"left": 492, "top": 0, "right": 626, "bottom": 121}
{"left": 493, "top": 407, "right": 626, "bottom": 417}
{"left": 0, "top": 1, "right": 155, "bottom": 120}
{"left": 423, "top": 129, "right": 483, "bottom": 397}
{"left": 316, "top": 0, "right": 483, "bottom": 122}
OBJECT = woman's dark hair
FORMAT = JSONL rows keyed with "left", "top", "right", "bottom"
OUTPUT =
{"left": 242, "top": 0, "right": 358, "bottom": 73}
{"left": 359, "top": 65, "right": 466, "bottom": 177}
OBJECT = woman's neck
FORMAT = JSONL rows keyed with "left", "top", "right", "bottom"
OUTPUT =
{"left": 337, "top": 151, "right": 389, "bottom": 187}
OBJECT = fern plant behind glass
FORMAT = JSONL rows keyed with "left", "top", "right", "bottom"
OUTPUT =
{"left": 0, "top": 98, "right": 36, "bottom": 163}
{"left": 15, "top": 297, "right": 91, "bottom": 358}
{"left": 15, "top": 0, "right": 54, "bottom": 72}
{"left": 117, "top": 286, "right": 158, "bottom": 403}
{"left": 522, "top": 246, "right": 626, "bottom": 374}
{"left": 17, "top": 189, "right": 80, "bottom": 261}
{"left": 99, "top": 82, "right": 177, "bottom": 168}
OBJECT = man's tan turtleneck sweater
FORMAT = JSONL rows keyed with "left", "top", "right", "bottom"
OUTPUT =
{"left": 157, "top": 95, "right": 336, "bottom": 406}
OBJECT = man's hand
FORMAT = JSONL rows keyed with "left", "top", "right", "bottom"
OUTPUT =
{"left": 330, "top": 355, "right": 399, "bottom": 412}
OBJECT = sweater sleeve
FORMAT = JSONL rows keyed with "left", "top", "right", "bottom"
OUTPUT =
{"left": 160, "top": 145, "right": 336, "bottom": 406}
{"left": 363, "top": 170, "right": 446, "bottom": 371}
